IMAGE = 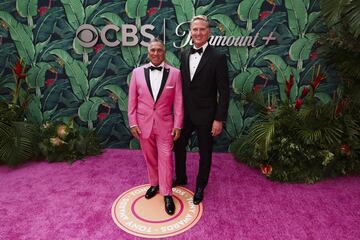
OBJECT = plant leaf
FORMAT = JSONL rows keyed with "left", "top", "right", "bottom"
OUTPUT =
{"left": 171, "top": 0, "right": 195, "bottom": 24}
{"left": 26, "top": 62, "right": 51, "bottom": 88}
{"left": 237, "top": 0, "right": 266, "bottom": 21}
{"left": 16, "top": 0, "right": 38, "bottom": 17}
{"left": 0, "top": 11, "right": 35, "bottom": 64}
{"left": 78, "top": 97, "right": 105, "bottom": 122}
{"left": 285, "top": 0, "right": 308, "bottom": 36}
{"left": 60, "top": 0, "right": 85, "bottom": 30}
{"left": 125, "top": 0, "right": 149, "bottom": 19}
{"left": 50, "top": 49, "right": 89, "bottom": 100}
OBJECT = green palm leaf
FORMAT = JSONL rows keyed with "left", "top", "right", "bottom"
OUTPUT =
{"left": 0, "top": 11, "right": 35, "bottom": 65}
{"left": 60, "top": 0, "right": 85, "bottom": 30}
{"left": 343, "top": 1, "right": 360, "bottom": 38}
{"left": 285, "top": 0, "right": 308, "bottom": 36}
{"left": 171, "top": 0, "right": 194, "bottom": 24}
{"left": 319, "top": 0, "right": 348, "bottom": 27}
{"left": 16, "top": 0, "right": 38, "bottom": 18}
{"left": 125, "top": 0, "right": 149, "bottom": 19}
{"left": 0, "top": 121, "right": 39, "bottom": 166}
{"left": 50, "top": 49, "right": 89, "bottom": 100}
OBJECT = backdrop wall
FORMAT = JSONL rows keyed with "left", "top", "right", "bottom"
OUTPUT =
{"left": 0, "top": 0, "right": 334, "bottom": 151}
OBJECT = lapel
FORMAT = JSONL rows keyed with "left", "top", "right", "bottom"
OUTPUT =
{"left": 192, "top": 45, "right": 212, "bottom": 81}
{"left": 144, "top": 66, "right": 154, "bottom": 100}
{"left": 143, "top": 64, "right": 170, "bottom": 103}
{"left": 183, "top": 48, "right": 191, "bottom": 83}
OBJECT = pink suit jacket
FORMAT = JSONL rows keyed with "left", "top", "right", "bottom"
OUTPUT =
{"left": 128, "top": 63, "right": 183, "bottom": 139}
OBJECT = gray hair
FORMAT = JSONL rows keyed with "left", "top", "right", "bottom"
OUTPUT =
{"left": 147, "top": 38, "right": 165, "bottom": 51}
{"left": 190, "top": 15, "right": 209, "bottom": 28}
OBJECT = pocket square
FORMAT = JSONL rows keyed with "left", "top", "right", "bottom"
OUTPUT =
{"left": 166, "top": 86, "right": 175, "bottom": 89}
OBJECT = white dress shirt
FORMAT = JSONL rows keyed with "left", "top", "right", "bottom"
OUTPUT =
{"left": 189, "top": 42, "right": 208, "bottom": 81}
{"left": 149, "top": 62, "right": 164, "bottom": 100}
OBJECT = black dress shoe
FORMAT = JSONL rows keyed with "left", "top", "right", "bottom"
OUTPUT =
{"left": 164, "top": 196, "right": 175, "bottom": 215}
{"left": 172, "top": 178, "right": 187, "bottom": 187}
{"left": 193, "top": 187, "right": 204, "bottom": 205}
{"left": 145, "top": 186, "right": 159, "bottom": 199}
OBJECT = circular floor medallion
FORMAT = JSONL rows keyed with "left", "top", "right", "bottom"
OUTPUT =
{"left": 112, "top": 184, "right": 203, "bottom": 238}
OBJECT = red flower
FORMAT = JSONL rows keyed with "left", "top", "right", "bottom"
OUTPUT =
{"left": 335, "top": 99, "right": 348, "bottom": 116}
{"left": 147, "top": 7, "right": 158, "bottom": 17}
{"left": 98, "top": 112, "right": 108, "bottom": 120}
{"left": 38, "top": 7, "right": 48, "bottom": 17}
{"left": 300, "top": 87, "right": 309, "bottom": 98}
{"left": 311, "top": 74, "right": 325, "bottom": 90}
{"left": 259, "top": 11, "right": 271, "bottom": 20}
{"left": 45, "top": 79, "right": 55, "bottom": 87}
{"left": 94, "top": 43, "right": 105, "bottom": 53}
{"left": 261, "top": 164, "right": 272, "bottom": 176}
{"left": 13, "top": 60, "right": 26, "bottom": 79}
{"left": 340, "top": 144, "right": 351, "bottom": 155}
{"left": 294, "top": 98, "right": 304, "bottom": 110}
{"left": 285, "top": 75, "right": 294, "bottom": 98}
{"left": 252, "top": 84, "right": 262, "bottom": 93}
{"left": 310, "top": 51, "right": 318, "bottom": 61}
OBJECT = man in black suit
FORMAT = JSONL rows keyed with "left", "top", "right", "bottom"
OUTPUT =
{"left": 174, "top": 15, "right": 229, "bottom": 205}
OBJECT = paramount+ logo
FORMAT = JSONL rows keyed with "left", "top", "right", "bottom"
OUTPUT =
{"left": 76, "top": 24, "right": 156, "bottom": 48}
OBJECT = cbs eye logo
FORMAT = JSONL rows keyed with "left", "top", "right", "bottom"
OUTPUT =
{"left": 76, "top": 24, "right": 156, "bottom": 48}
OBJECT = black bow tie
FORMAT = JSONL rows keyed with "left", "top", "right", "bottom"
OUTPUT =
{"left": 149, "top": 66, "right": 163, "bottom": 71}
{"left": 190, "top": 47, "right": 203, "bottom": 55}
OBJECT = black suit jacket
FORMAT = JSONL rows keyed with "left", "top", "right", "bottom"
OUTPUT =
{"left": 180, "top": 45, "right": 229, "bottom": 125}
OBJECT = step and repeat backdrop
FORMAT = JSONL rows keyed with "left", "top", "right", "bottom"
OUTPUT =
{"left": 0, "top": 0, "right": 333, "bottom": 151}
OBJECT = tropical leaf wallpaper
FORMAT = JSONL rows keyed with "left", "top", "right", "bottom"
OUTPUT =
{"left": 0, "top": 0, "right": 335, "bottom": 151}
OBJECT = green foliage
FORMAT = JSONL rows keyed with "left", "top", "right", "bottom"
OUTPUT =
{"left": 319, "top": 0, "right": 360, "bottom": 83}
{"left": 38, "top": 122, "right": 102, "bottom": 163}
{"left": 0, "top": 11, "right": 35, "bottom": 64}
{"left": 232, "top": 73, "right": 360, "bottom": 183}
{"left": 0, "top": 120, "right": 39, "bottom": 166}
{"left": 0, "top": 61, "right": 102, "bottom": 167}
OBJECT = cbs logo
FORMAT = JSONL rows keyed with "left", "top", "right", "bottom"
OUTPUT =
{"left": 76, "top": 24, "right": 155, "bottom": 48}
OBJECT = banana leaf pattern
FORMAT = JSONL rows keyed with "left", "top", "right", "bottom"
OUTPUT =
{"left": 0, "top": 0, "right": 333, "bottom": 151}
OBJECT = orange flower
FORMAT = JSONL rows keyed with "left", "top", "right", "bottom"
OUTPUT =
{"left": 50, "top": 137, "right": 64, "bottom": 146}
{"left": 57, "top": 125, "right": 69, "bottom": 138}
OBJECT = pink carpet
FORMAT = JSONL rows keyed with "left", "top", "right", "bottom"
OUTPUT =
{"left": 0, "top": 149, "right": 359, "bottom": 240}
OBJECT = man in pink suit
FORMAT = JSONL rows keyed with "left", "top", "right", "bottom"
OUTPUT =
{"left": 128, "top": 39, "right": 183, "bottom": 215}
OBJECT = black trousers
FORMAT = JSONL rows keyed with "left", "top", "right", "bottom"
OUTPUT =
{"left": 174, "top": 117, "right": 213, "bottom": 189}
